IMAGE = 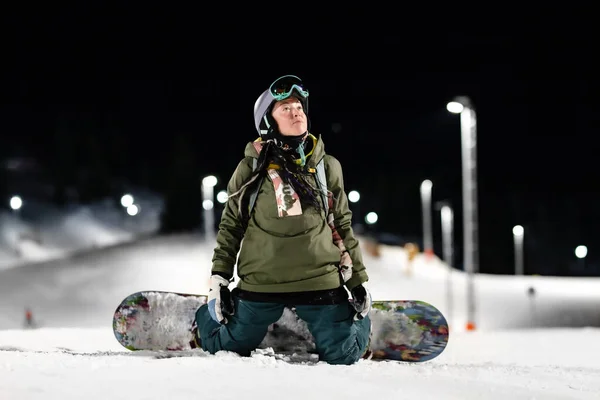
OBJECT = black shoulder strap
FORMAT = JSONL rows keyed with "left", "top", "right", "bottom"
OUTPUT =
{"left": 248, "top": 157, "right": 328, "bottom": 215}
{"left": 248, "top": 158, "right": 264, "bottom": 215}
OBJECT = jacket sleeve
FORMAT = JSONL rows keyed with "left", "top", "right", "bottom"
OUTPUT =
{"left": 211, "top": 157, "right": 253, "bottom": 278}
{"left": 325, "top": 155, "right": 369, "bottom": 290}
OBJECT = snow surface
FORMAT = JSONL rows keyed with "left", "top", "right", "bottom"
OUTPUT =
{"left": 1, "top": 196, "right": 599, "bottom": 399}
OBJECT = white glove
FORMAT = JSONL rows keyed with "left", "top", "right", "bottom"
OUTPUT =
{"left": 350, "top": 284, "right": 372, "bottom": 321}
{"left": 207, "top": 274, "right": 234, "bottom": 324}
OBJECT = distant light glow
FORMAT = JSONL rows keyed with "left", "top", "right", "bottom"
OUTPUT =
{"left": 348, "top": 190, "right": 360, "bottom": 203}
{"left": 121, "top": 194, "right": 134, "bottom": 207}
{"left": 10, "top": 196, "right": 22, "bottom": 210}
{"left": 365, "top": 212, "right": 378, "bottom": 224}
{"left": 216, "top": 191, "right": 228, "bottom": 204}
{"left": 513, "top": 225, "right": 524, "bottom": 237}
{"left": 126, "top": 204, "right": 139, "bottom": 216}
{"left": 446, "top": 101, "right": 464, "bottom": 114}
{"left": 203, "top": 200, "right": 214, "bottom": 210}
{"left": 202, "top": 175, "right": 218, "bottom": 188}
{"left": 575, "top": 245, "right": 587, "bottom": 259}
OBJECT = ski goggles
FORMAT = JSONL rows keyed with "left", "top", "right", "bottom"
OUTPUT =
{"left": 269, "top": 75, "right": 309, "bottom": 101}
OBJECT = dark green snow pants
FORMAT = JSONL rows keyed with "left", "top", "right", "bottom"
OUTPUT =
{"left": 195, "top": 294, "right": 371, "bottom": 365}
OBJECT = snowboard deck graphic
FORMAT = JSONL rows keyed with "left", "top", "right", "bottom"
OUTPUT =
{"left": 113, "top": 290, "right": 449, "bottom": 363}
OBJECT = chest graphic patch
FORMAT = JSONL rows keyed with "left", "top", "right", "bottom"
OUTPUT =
{"left": 267, "top": 169, "right": 303, "bottom": 217}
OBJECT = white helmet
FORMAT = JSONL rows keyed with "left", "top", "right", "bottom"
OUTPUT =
{"left": 253, "top": 75, "right": 309, "bottom": 138}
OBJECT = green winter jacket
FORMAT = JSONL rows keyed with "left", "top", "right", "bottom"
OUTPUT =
{"left": 211, "top": 134, "right": 368, "bottom": 293}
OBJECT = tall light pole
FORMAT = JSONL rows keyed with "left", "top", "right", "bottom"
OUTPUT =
{"left": 436, "top": 201, "right": 454, "bottom": 324}
{"left": 420, "top": 179, "right": 433, "bottom": 258}
{"left": 447, "top": 96, "right": 479, "bottom": 331}
{"left": 440, "top": 204, "right": 454, "bottom": 268}
{"left": 202, "top": 175, "right": 218, "bottom": 243}
{"left": 513, "top": 225, "right": 524, "bottom": 275}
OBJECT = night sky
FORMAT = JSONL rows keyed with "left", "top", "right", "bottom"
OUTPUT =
{"left": 2, "top": 8, "right": 598, "bottom": 276}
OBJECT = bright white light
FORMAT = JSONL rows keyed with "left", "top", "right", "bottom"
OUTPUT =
{"left": 10, "top": 196, "right": 22, "bottom": 210}
{"left": 441, "top": 205, "right": 453, "bottom": 224}
{"left": 446, "top": 101, "right": 464, "bottom": 114}
{"left": 420, "top": 179, "right": 432, "bottom": 195}
{"left": 202, "top": 176, "right": 218, "bottom": 188}
{"left": 365, "top": 212, "right": 378, "bottom": 224}
{"left": 121, "top": 194, "right": 134, "bottom": 208}
{"left": 126, "top": 204, "right": 139, "bottom": 216}
{"left": 575, "top": 245, "right": 588, "bottom": 259}
{"left": 348, "top": 190, "right": 360, "bottom": 203}
{"left": 203, "top": 200, "right": 214, "bottom": 210}
{"left": 513, "top": 225, "right": 524, "bottom": 237}
{"left": 216, "top": 191, "right": 228, "bottom": 204}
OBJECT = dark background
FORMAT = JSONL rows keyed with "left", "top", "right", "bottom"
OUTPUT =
{"left": 1, "top": 7, "right": 598, "bottom": 276}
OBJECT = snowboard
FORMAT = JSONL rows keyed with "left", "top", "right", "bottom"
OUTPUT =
{"left": 112, "top": 290, "right": 449, "bottom": 363}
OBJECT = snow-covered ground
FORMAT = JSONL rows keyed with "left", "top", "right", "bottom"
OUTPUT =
{"left": 1, "top": 326, "right": 598, "bottom": 399}
{"left": 1, "top": 195, "right": 599, "bottom": 399}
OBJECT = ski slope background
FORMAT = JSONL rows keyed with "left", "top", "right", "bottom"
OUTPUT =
{"left": 1, "top": 193, "right": 599, "bottom": 399}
